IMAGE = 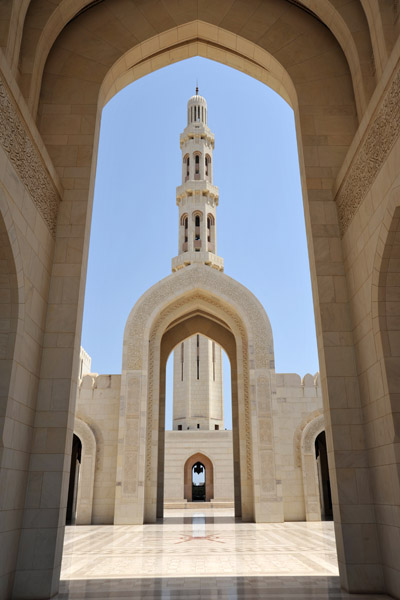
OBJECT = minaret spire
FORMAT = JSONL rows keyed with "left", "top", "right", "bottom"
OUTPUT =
{"left": 171, "top": 91, "right": 223, "bottom": 272}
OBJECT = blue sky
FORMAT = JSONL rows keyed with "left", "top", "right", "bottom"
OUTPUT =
{"left": 82, "top": 57, "right": 319, "bottom": 429}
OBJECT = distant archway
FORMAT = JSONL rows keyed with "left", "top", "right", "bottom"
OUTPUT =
{"left": 315, "top": 431, "right": 333, "bottom": 520}
{"left": 117, "top": 263, "right": 279, "bottom": 525}
{"left": 74, "top": 417, "right": 97, "bottom": 525}
{"left": 184, "top": 453, "right": 214, "bottom": 503}
{"left": 300, "top": 414, "right": 325, "bottom": 521}
{"left": 66, "top": 434, "right": 82, "bottom": 525}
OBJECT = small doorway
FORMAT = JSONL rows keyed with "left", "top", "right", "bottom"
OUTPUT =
{"left": 184, "top": 453, "right": 214, "bottom": 502}
{"left": 315, "top": 431, "right": 333, "bottom": 520}
{"left": 192, "top": 461, "right": 206, "bottom": 501}
{"left": 66, "top": 434, "right": 82, "bottom": 525}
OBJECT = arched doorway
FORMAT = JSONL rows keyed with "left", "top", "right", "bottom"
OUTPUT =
{"left": 192, "top": 462, "right": 205, "bottom": 501}
{"left": 66, "top": 434, "right": 82, "bottom": 525}
{"left": 315, "top": 431, "right": 333, "bottom": 521}
{"left": 117, "top": 265, "right": 281, "bottom": 525}
{"left": 184, "top": 453, "right": 214, "bottom": 503}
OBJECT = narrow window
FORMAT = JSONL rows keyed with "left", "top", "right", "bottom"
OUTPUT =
{"left": 197, "top": 423, "right": 200, "bottom": 429}
{"left": 184, "top": 217, "right": 188, "bottom": 243}
{"left": 205, "top": 156, "right": 208, "bottom": 177}
{"left": 196, "top": 334, "right": 200, "bottom": 380}
{"left": 215, "top": 424, "right": 219, "bottom": 431}
{"left": 186, "top": 156, "right": 190, "bottom": 177}
{"left": 201, "top": 106, "right": 203, "bottom": 122}
{"left": 195, "top": 215, "right": 200, "bottom": 227}
{"left": 212, "top": 341, "right": 215, "bottom": 381}
{"left": 181, "top": 342, "right": 184, "bottom": 381}
{"left": 195, "top": 154, "right": 200, "bottom": 175}
{"left": 178, "top": 424, "right": 182, "bottom": 430}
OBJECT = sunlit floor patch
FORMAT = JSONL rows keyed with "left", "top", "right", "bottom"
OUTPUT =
{"left": 56, "top": 509, "right": 390, "bottom": 599}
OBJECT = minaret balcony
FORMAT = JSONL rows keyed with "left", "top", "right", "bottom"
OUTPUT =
{"left": 172, "top": 251, "right": 224, "bottom": 272}
{"left": 176, "top": 181, "right": 219, "bottom": 201}
{"left": 194, "top": 240, "right": 202, "bottom": 250}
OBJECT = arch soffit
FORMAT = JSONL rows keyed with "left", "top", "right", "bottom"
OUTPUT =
{"left": 122, "top": 264, "right": 274, "bottom": 371}
{"left": 371, "top": 172, "right": 400, "bottom": 310}
{"left": 0, "top": 181, "right": 25, "bottom": 309}
{"left": 74, "top": 416, "right": 96, "bottom": 456}
{"left": 22, "top": 3, "right": 367, "bottom": 119}
{"left": 301, "top": 414, "right": 325, "bottom": 456}
{"left": 293, "top": 410, "right": 323, "bottom": 467}
{"left": 370, "top": 173, "right": 400, "bottom": 400}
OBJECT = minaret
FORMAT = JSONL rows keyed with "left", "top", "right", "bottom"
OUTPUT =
{"left": 172, "top": 90, "right": 224, "bottom": 431}
{"left": 171, "top": 88, "right": 223, "bottom": 272}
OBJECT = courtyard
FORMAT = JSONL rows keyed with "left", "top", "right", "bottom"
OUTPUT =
{"left": 56, "top": 510, "right": 389, "bottom": 599}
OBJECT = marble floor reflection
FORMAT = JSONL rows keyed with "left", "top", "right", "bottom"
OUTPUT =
{"left": 56, "top": 509, "right": 390, "bottom": 599}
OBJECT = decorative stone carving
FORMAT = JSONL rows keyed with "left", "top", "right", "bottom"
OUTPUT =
{"left": 336, "top": 66, "right": 400, "bottom": 235}
{"left": 0, "top": 75, "right": 59, "bottom": 236}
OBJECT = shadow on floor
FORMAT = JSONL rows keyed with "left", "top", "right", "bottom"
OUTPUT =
{"left": 56, "top": 576, "right": 391, "bottom": 599}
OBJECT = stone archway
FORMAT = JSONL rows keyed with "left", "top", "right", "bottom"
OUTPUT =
{"left": 184, "top": 453, "right": 214, "bottom": 503}
{"left": 3, "top": 2, "right": 400, "bottom": 597}
{"left": 300, "top": 414, "right": 325, "bottom": 521}
{"left": 115, "top": 263, "right": 281, "bottom": 525}
{"left": 73, "top": 417, "right": 96, "bottom": 525}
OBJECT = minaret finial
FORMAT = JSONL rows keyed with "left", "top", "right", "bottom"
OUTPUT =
{"left": 196, "top": 81, "right": 198, "bottom": 95}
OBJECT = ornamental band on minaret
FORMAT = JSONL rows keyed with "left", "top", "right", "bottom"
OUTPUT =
{"left": 172, "top": 88, "right": 223, "bottom": 273}
{"left": 172, "top": 90, "right": 224, "bottom": 432}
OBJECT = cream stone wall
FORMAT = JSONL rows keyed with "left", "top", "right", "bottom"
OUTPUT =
{"left": 75, "top": 374, "right": 120, "bottom": 524}
{"left": 73, "top": 365, "right": 323, "bottom": 523}
{"left": 274, "top": 373, "right": 323, "bottom": 521}
{"left": 164, "top": 431, "right": 234, "bottom": 505}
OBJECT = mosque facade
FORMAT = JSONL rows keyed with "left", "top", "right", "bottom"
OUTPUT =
{"left": 72, "top": 92, "right": 328, "bottom": 525}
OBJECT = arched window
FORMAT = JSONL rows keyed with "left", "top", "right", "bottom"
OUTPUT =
{"left": 195, "top": 154, "right": 200, "bottom": 175}
{"left": 207, "top": 213, "right": 215, "bottom": 251}
{"left": 195, "top": 215, "right": 200, "bottom": 227}
{"left": 205, "top": 154, "right": 211, "bottom": 178}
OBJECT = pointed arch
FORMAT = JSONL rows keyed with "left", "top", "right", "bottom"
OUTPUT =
{"left": 184, "top": 452, "right": 214, "bottom": 502}
{"left": 73, "top": 417, "right": 96, "bottom": 525}
{"left": 300, "top": 413, "right": 325, "bottom": 521}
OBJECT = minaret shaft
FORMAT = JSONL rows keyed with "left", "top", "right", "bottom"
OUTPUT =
{"left": 172, "top": 91, "right": 223, "bottom": 272}
{"left": 171, "top": 91, "right": 225, "bottom": 431}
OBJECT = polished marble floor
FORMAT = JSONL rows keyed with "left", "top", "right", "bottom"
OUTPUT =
{"left": 56, "top": 509, "right": 390, "bottom": 599}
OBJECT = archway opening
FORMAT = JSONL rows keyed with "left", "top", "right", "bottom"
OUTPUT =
{"left": 183, "top": 453, "right": 214, "bottom": 503}
{"left": 66, "top": 434, "right": 82, "bottom": 525}
{"left": 164, "top": 330, "right": 233, "bottom": 510}
{"left": 158, "top": 311, "right": 244, "bottom": 520}
{"left": 192, "top": 462, "right": 205, "bottom": 501}
{"left": 315, "top": 431, "right": 333, "bottom": 521}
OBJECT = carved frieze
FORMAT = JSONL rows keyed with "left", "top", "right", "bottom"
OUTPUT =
{"left": 0, "top": 75, "right": 59, "bottom": 236}
{"left": 336, "top": 66, "right": 400, "bottom": 234}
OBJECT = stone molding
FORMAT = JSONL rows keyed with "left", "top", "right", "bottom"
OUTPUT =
{"left": 0, "top": 74, "right": 60, "bottom": 236}
{"left": 336, "top": 63, "right": 400, "bottom": 235}
{"left": 293, "top": 409, "right": 323, "bottom": 467}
